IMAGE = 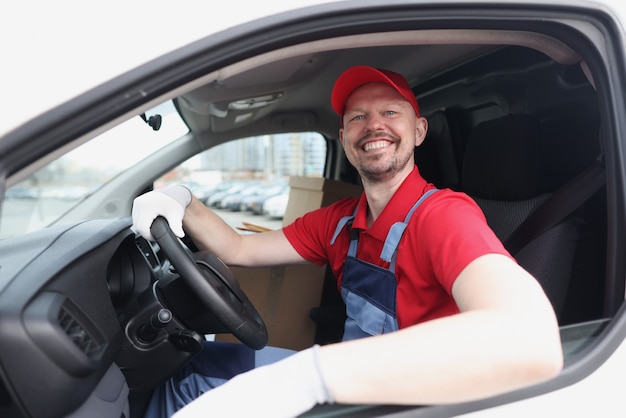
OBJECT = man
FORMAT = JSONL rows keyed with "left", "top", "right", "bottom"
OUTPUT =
{"left": 132, "top": 66, "right": 563, "bottom": 417}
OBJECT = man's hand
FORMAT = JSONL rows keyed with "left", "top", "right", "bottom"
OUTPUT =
{"left": 172, "top": 345, "right": 333, "bottom": 418}
{"left": 132, "top": 185, "right": 192, "bottom": 241}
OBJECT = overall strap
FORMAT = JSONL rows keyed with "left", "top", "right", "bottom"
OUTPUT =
{"left": 380, "top": 188, "right": 439, "bottom": 265}
{"left": 330, "top": 203, "right": 359, "bottom": 245}
{"left": 331, "top": 188, "right": 439, "bottom": 263}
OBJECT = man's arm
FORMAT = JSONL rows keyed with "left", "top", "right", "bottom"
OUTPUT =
{"left": 173, "top": 253, "right": 563, "bottom": 418}
{"left": 317, "top": 253, "right": 563, "bottom": 404}
{"left": 182, "top": 195, "right": 306, "bottom": 267}
{"left": 132, "top": 185, "right": 307, "bottom": 267}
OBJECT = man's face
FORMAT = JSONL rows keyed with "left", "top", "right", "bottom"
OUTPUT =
{"left": 339, "top": 83, "right": 427, "bottom": 183}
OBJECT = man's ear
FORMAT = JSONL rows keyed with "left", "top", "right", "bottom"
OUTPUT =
{"left": 339, "top": 128, "right": 345, "bottom": 147}
{"left": 415, "top": 117, "right": 428, "bottom": 147}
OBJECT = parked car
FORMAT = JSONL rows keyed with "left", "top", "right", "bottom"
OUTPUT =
{"left": 198, "top": 180, "right": 240, "bottom": 206}
{"left": 263, "top": 189, "right": 291, "bottom": 219}
{"left": 205, "top": 181, "right": 250, "bottom": 208}
{"left": 219, "top": 182, "right": 262, "bottom": 211}
{"left": 2, "top": 1, "right": 626, "bottom": 417}
{"left": 3, "top": 184, "right": 38, "bottom": 200}
{"left": 243, "top": 182, "right": 289, "bottom": 214}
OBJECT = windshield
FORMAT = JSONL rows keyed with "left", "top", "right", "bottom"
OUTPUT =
{"left": 0, "top": 101, "right": 188, "bottom": 239}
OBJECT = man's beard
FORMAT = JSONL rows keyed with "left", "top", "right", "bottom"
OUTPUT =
{"left": 357, "top": 151, "right": 413, "bottom": 183}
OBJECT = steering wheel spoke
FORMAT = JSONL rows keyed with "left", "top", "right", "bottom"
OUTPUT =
{"left": 151, "top": 216, "right": 268, "bottom": 349}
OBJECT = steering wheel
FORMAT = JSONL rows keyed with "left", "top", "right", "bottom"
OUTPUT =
{"left": 150, "top": 216, "right": 268, "bottom": 350}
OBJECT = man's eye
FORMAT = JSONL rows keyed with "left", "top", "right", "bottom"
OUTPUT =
{"left": 351, "top": 114, "right": 364, "bottom": 121}
{"left": 384, "top": 110, "right": 397, "bottom": 116}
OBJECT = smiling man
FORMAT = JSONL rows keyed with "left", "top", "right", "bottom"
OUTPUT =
{"left": 336, "top": 66, "right": 425, "bottom": 182}
{"left": 132, "top": 65, "right": 563, "bottom": 418}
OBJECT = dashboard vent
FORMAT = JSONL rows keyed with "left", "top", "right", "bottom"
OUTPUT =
{"left": 24, "top": 292, "right": 107, "bottom": 376}
{"left": 58, "top": 303, "right": 102, "bottom": 358}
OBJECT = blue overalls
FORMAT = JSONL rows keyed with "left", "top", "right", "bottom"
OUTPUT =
{"left": 330, "top": 189, "right": 438, "bottom": 340}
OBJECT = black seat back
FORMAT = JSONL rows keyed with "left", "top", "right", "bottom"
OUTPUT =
{"left": 463, "top": 115, "right": 550, "bottom": 241}
{"left": 415, "top": 109, "right": 463, "bottom": 190}
{"left": 462, "top": 114, "right": 595, "bottom": 319}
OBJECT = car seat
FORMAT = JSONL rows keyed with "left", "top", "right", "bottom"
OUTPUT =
{"left": 461, "top": 114, "right": 605, "bottom": 321}
{"left": 415, "top": 109, "right": 463, "bottom": 190}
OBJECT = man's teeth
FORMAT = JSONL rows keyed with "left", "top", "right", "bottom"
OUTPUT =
{"left": 363, "top": 141, "right": 390, "bottom": 151}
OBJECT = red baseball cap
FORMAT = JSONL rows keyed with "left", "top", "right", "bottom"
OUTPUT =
{"left": 331, "top": 66, "right": 420, "bottom": 118}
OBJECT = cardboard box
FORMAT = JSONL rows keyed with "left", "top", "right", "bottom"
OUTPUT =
{"left": 217, "top": 177, "right": 362, "bottom": 350}
{"left": 218, "top": 264, "right": 326, "bottom": 350}
{"left": 283, "top": 176, "right": 363, "bottom": 225}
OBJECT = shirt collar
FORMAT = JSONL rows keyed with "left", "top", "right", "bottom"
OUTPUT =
{"left": 352, "top": 166, "right": 430, "bottom": 240}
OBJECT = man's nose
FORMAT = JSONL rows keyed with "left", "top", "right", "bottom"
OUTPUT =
{"left": 365, "top": 113, "right": 385, "bottom": 131}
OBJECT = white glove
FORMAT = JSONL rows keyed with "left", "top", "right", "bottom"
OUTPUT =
{"left": 132, "top": 185, "right": 192, "bottom": 241}
{"left": 172, "top": 345, "right": 333, "bottom": 418}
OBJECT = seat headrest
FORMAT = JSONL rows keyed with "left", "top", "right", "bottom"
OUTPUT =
{"left": 462, "top": 114, "right": 544, "bottom": 200}
{"left": 415, "top": 110, "right": 461, "bottom": 189}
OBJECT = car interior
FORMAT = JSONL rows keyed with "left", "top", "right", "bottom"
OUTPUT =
{"left": 0, "top": 3, "right": 622, "bottom": 418}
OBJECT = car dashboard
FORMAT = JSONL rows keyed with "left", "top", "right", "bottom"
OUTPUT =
{"left": 0, "top": 218, "right": 205, "bottom": 418}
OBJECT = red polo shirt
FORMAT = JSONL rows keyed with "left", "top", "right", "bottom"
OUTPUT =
{"left": 282, "top": 167, "right": 512, "bottom": 328}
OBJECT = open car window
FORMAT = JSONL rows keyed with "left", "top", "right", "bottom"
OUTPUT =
{"left": 154, "top": 132, "right": 327, "bottom": 230}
